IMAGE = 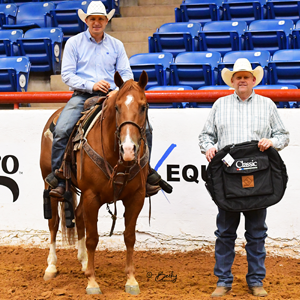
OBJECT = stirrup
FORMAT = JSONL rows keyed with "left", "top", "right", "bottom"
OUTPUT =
{"left": 45, "top": 172, "right": 58, "bottom": 189}
{"left": 147, "top": 169, "right": 173, "bottom": 194}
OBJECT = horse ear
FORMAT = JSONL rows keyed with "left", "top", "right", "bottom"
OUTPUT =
{"left": 138, "top": 70, "right": 148, "bottom": 90}
{"left": 114, "top": 71, "right": 124, "bottom": 88}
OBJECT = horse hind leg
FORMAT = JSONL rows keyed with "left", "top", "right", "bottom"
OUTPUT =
{"left": 44, "top": 196, "right": 59, "bottom": 281}
{"left": 75, "top": 199, "right": 88, "bottom": 272}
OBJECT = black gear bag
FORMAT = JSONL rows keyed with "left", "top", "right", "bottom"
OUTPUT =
{"left": 201, "top": 141, "right": 288, "bottom": 212}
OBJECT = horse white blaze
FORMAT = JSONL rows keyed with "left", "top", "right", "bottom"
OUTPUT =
{"left": 77, "top": 238, "right": 88, "bottom": 271}
{"left": 122, "top": 127, "right": 135, "bottom": 161}
{"left": 125, "top": 94, "right": 134, "bottom": 109}
{"left": 45, "top": 242, "right": 57, "bottom": 274}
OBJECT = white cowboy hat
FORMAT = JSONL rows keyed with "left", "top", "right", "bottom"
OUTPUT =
{"left": 221, "top": 58, "right": 264, "bottom": 87}
{"left": 78, "top": 1, "right": 115, "bottom": 23}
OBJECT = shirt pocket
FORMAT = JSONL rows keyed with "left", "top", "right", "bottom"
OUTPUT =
{"left": 253, "top": 114, "right": 271, "bottom": 136}
{"left": 103, "top": 51, "right": 118, "bottom": 73}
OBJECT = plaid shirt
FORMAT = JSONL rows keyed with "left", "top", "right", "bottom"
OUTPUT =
{"left": 199, "top": 91, "right": 289, "bottom": 153}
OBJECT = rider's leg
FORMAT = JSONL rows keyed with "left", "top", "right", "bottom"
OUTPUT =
{"left": 46, "top": 93, "right": 95, "bottom": 196}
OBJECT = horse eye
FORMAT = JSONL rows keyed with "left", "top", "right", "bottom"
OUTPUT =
{"left": 141, "top": 105, "right": 146, "bottom": 113}
{"left": 115, "top": 105, "right": 119, "bottom": 112}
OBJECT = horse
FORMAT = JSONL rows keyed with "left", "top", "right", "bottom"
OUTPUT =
{"left": 40, "top": 71, "right": 150, "bottom": 295}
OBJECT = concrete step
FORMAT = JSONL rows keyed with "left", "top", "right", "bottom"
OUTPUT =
{"left": 108, "top": 30, "right": 153, "bottom": 43}
{"left": 111, "top": 15, "right": 175, "bottom": 31}
{"left": 138, "top": 0, "right": 182, "bottom": 5}
{"left": 124, "top": 42, "right": 148, "bottom": 58}
{"left": 120, "top": 5, "right": 177, "bottom": 17}
{"left": 24, "top": 103, "right": 65, "bottom": 109}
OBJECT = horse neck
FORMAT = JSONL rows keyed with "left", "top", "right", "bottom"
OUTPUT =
{"left": 100, "top": 96, "right": 119, "bottom": 163}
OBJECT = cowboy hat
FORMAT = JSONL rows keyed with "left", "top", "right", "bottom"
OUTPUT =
{"left": 78, "top": 1, "right": 115, "bottom": 23}
{"left": 221, "top": 58, "right": 264, "bottom": 87}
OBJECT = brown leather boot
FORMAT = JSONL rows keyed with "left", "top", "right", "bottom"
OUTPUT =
{"left": 249, "top": 286, "right": 268, "bottom": 297}
{"left": 211, "top": 286, "right": 231, "bottom": 297}
{"left": 145, "top": 183, "right": 161, "bottom": 197}
{"left": 49, "top": 186, "right": 65, "bottom": 198}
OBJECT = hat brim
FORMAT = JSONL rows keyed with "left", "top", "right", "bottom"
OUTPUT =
{"left": 221, "top": 66, "right": 264, "bottom": 88}
{"left": 78, "top": 8, "right": 115, "bottom": 23}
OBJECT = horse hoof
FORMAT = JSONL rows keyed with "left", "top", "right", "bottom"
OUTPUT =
{"left": 43, "top": 272, "right": 57, "bottom": 281}
{"left": 125, "top": 285, "right": 140, "bottom": 295}
{"left": 86, "top": 287, "right": 102, "bottom": 295}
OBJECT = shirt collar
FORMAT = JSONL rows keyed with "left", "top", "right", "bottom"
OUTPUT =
{"left": 233, "top": 90, "right": 255, "bottom": 102}
{"left": 85, "top": 29, "right": 106, "bottom": 43}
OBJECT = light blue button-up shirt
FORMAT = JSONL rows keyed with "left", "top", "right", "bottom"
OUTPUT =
{"left": 61, "top": 29, "right": 133, "bottom": 93}
{"left": 199, "top": 91, "right": 289, "bottom": 153}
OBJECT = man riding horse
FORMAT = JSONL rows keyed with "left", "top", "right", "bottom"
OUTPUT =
{"left": 45, "top": 1, "right": 171, "bottom": 198}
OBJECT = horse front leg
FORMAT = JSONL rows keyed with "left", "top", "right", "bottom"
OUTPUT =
{"left": 44, "top": 197, "right": 59, "bottom": 281}
{"left": 82, "top": 193, "right": 102, "bottom": 294}
{"left": 75, "top": 199, "right": 87, "bottom": 272}
{"left": 123, "top": 196, "right": 145, "bottom": 295}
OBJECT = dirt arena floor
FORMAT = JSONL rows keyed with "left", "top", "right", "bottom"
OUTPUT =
{"left": 0, "top": 246, "right": 299, "bottom": 300}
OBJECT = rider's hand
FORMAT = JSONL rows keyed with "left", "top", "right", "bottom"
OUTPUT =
{"left": 205, "top": 147, "right": 217, "bottom": 162}
{"left": 107, "top": 90, "right": 118, "bottom": 98}
{"left": 258, "top": 138, "right": 273, "bottom": 152}
{"left": 93, "top": 80, "right": 110, "bottom": 93}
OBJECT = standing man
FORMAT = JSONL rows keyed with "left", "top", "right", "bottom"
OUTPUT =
{"left": 199, "top": 58, "right": 289, "bottom": 297}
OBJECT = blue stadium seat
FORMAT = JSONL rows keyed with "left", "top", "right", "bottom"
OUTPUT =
{"left": 0, "top": 4, "right": 17, "bottom": 27}
{"left": 175, "top": 0, "right": 223, "bottom": 23}
{"left": 254, "top": 84, "right": 298, "bottom": 89}
{"left": 268, "top": 49, "right": 300, "bottom": 88}
{"left": 217, "top": 50, "right": 270, "bottom": 85}
{"left": 292, "top": 20, "right": 300, "bottom": 49}
{"left": 3, "top": 2, "right": 54, "bottom": 32}
{"left": 222, "top": 0, "right": 266, "bottom": 25}
{"left": 17, "top": 27, "right": 63, "bottom": 74}
{"left": 148, "top": 22, "right": 201, "bottom": 57}
{"left": 266, "top": 0, "right": 300, "bottom": 23}
{"left": 147, "top": 85, "right": 194, "bottom": 108}
{"left": 0, "top": 29, "right": 22, "bottom": 56}
{"left": 198, "top": 85, "right": 235, "bottom": 90}
{"left": 0, "top": 56, "right": 30, "bottom": 91}
{"left": 50, "top": 1, "right": 90, "bottom": 41}
{"left": 170, "top": 51, "right": 221, "bottom": 89}
{"left": 244, "top": 19, "right": 293, "bottom": 55}
{"left": 147, "top": 85, "right": 193, "bottom": 90}
{"left": 129, "top": 52, "right": 173, "bottom": 89}
{"left": 255, "top": 84, "right": 299, "bottom": 108}
{"left": 199, "top": 21, "right": 247, "bottom": 56}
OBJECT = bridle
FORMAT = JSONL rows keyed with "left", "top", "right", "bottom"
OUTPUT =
{"left": 114, "top": 108, "right": 149, "bottom": 163}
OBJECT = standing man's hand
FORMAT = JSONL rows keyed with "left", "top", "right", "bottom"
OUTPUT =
{"left": 93, "top": 80, "right": 110, "bottom": 93}
{"left": 206, "top": 147, "right": 217, "bottom": 162}
{"left": 258, "top": 138, "right": 273, "bottom": 152}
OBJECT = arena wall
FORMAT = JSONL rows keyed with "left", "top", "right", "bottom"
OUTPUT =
{"left": 0, "top": 109, "right": 299, "bottom": 257}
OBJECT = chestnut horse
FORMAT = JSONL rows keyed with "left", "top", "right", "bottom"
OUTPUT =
{"left": 40, "top": 71, "right": 150, "bottom": 295}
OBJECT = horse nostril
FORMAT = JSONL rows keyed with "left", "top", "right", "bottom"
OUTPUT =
{"left": 133, "top": 144, "right": 136, "bottom": 153}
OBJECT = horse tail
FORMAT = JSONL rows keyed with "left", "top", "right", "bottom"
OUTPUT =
{"left": 60, "top": 191, "right": 78, "bottom": 245}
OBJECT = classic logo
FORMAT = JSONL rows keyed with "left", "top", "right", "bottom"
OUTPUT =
{"left": 0, "top": 155, "right": 19, "bottom": 202}
{"left": 236, "top": 160, "right": 258, "bottom": 171}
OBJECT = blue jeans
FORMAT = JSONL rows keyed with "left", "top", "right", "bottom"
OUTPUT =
{"left": 214, "top": 208, "right": 267, "bottom": 288}
{"left": 51, "top": 92, "right": 153, "bottom": 184}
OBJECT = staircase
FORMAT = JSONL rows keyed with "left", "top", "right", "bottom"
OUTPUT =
{"left": 26, "top": 0, "right": 182, "bottom": 108}
{"left": 108, "top": 0, "right": 182, "bottom": 58}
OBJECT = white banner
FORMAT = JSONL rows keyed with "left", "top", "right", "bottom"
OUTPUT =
{"left": 0, "top": 109, "right": 299, "bottom": 256}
